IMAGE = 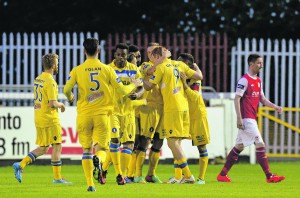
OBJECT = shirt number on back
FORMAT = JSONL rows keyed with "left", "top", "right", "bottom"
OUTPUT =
{"left": 173, "top": 68, "right": 180, "bottom": 85}
{"left": 34, "top": 83, "right": 43, "bottom": 102}
{"left": 90, "top": 72, "right": 100, "bottom": 91}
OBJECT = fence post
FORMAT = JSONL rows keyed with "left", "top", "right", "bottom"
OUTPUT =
{"left": 194, "top": 33, "right": 199, "bottom": 66}
{"left": 223, "top": 33, "right": 228, "bottom": 92}
{"left": 209, "top": 34, "right": 213, "bottom": 88}
{"left": 65, "top": 32, "right": 71, "bottom": 84}
{"left": 201, "top": 34, "right": 206, "bottom": 86}
{"left": 216, "top": 33, "right": 220, "bottom": 92}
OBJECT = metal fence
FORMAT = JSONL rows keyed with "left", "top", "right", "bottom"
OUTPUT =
{"left": 105, "top": 33, "right": 228, "bottom": 92}
{"left": 0, "top": 32, "right": 228, "bottom": 93}
{"left": 0, "top": 32, "right": 105, "bottom": 106}
{"left": 1, "top": 33, "right": 300, "bottom": 158}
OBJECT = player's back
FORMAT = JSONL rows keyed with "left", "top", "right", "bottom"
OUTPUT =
{"left": 67, "top": 59, "right": 115, "bottom": 116}
{"left": 34, "top": 72, "right": 60, "bottom": 127}
{"left": 152, "top": 59, "right": 191, "bottom": 112}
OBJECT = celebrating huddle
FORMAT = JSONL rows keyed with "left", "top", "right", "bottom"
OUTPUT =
{"left": 13, "top": 37, "right": 284, "bottom": 192}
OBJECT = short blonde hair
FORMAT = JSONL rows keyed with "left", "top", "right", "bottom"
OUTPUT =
{"left": 42, "top": 53, "right": 58, "bottom": 70}
{"left": 147, "top": 42, "right": 160, "bottom": 47}
{"left": 151, "top": 46, "right": 163, "bottom": 56}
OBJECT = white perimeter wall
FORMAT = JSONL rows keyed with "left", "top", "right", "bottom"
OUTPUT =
{"left": 0, "top": 102, "right": 252, "bottom": 161}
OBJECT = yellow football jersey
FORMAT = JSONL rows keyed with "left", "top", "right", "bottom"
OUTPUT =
{"left": 149, "top": 59, "right": 195, "bottom": 112}
{"left": 185, "top": 79, "right": 206, "bottom": 119}
{"left": 33, "top": 72, "right": 60, "bottom": 127}
{"left": 64, "top": 59, "right": 124, "bottom": 116}
{"left": 139, "top": 61, "right": 163, "bottom": 108}
{"left": 109, "top": 60, "right": 142, "bottom": 116}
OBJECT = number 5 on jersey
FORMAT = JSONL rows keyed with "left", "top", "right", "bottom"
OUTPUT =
{"left": 90, "top": 72, "right": 100, "bottom": 91}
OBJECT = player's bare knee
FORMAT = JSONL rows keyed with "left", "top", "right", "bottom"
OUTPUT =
{"left": 255, "top": 142, "right": 265, "bottom": 148}
{"left": 123, "top": 142, "right": 134, "bottom": 149}
{"left": 167, "top": 138, "right": 176, "bottom": 150}
{"left": 51, "top": 143, "right": 62, "bottom": 153}
{"left": 235, "top": 144, "right": 244, "bottom": 151}
{"left": 38, "top": 146, "right": 50, "bottom": 155}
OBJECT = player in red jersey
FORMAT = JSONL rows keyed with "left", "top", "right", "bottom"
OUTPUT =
{"left": 217, "top": 54, "right": 285, "bottom": 183}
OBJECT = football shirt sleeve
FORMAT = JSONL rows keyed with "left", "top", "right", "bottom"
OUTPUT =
{"left": 47, "top": 80, "right": 57, "bottom": 101}
{"left": 149, "top": 64, "right": 163, "bottom": 85}
{"left": 180, "top": 62, "right": 195, "bottom": 78}
{"left": 64, "top": 69, "right": 77, "bottom": 101}
{"left": 185, "top": 87, "right": 199, "bottom": 103}
{"left": 236, "top": 77, "right": 248, "bottom": 97}
{"left": 132, "top": 99, "right": 147, "bottom": 107}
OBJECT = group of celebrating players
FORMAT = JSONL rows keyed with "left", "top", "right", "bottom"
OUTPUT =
{"left": 13, "top": 37, "right": 284, "bottom": 192}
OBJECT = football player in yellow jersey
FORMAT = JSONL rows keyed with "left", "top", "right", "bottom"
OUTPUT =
{"left": 133, "top": 42, "right": 166, "bottom": 184}
{"left": 101, "top": 43, "right": 144, "bottom": 184}
{"left": 64, "top": 38, "right": 140, "bottom": 191}
{"left": 144, "top": 47, "right": 202, "bottom": 184}
{"left": 126, "top": 44, "right": 143, "bottom": 181}
{"left": 128, "top": 44, "right": 142, "bottom": 66}
{"left": 178, "top": 53, "right": 210, "bottom": 185}
{"left": 13, "top": 53, "right": 71, "bottom": 185}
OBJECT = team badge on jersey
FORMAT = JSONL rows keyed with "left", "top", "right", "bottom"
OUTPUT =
{"left": 67, "top": 76, "right": 71, "bottom": 80}
{"left": 150, "top": 75, "right": 155, "bottom": 80}
{"left": 143, "top": 64, "right": 149, "bottom": 70}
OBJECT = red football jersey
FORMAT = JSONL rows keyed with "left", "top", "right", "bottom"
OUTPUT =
{"left": 236, "top": 73, "right": 262, "bottom": 119}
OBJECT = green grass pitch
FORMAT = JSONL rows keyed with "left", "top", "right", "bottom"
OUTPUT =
{"left": 1, "top": 162, "right": 299, "bottom": 197}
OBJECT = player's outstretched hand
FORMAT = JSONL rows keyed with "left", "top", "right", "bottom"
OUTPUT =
{"left": 237, "top": 118, "right": 244, "bottom": 129}
{"left": 128, "top": 92, "right": 138, "bottom": 100}
{"left": 130, "top": 77, "right": 142, "bottom": 87}
{"left": 60, "top": 103, "right": 66, "bottom": 113}
{"left": 275, "top": 106, "right": 283, "bottom": 114}
{"left": 68, "top": 93, "right": 75, "bottom": 105}
{"left": 180, "top": 72, "right": 187, "bottom": 80}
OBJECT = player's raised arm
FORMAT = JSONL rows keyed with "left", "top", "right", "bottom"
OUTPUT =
{"left": 190, "top": 63, "right": 203, "bottom": 80}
